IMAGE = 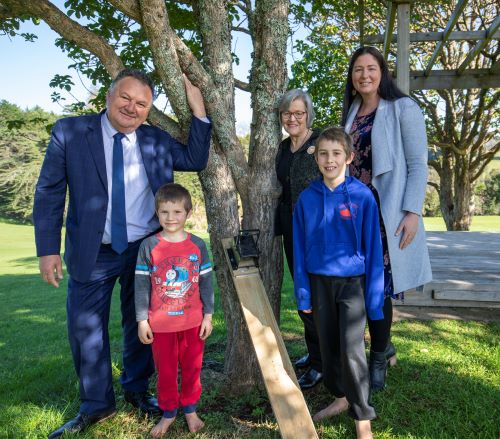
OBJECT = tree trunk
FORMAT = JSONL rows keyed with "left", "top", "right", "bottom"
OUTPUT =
{"left": 198, "top": 147, "right": 262, "bottom": 391}
{"left": 245, "top": 0, "right": 289, "bottom": 319}
{"left": 2, "top": 0, "right": 292, "bottom": 391}
{"left": 195, "top": 0, "right": 289, "bottom": 391}
{"left": 439, "top": 152, "right": 473, "bottom": 231}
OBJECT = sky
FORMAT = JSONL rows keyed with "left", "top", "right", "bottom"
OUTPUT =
{"left": 0, "top": 3, "right": 307, "bottom": 135}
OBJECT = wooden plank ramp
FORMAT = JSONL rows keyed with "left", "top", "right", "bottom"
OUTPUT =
{"left": 396, "top": 231, "right": 500, "bottom": 308}
{"left": 221, "top": 238, "right": 318, "bottom": 439}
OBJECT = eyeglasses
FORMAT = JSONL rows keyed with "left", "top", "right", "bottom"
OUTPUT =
{"left": 281, "top": 111, "right": 306, "bottom": 120}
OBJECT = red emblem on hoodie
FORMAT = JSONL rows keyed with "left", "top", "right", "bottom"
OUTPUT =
{"left": 339, "top": 203, "right": 358, "bottom": 219}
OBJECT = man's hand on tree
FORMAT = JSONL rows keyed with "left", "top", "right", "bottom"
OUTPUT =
{"left": 184, "top": 74, "right": 207, "bottom": 119}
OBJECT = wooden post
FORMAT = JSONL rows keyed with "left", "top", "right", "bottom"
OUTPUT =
{"left": 424, "top": 0, "right": 468, "bottom": 76}
{"left": 396, "top": 2, "right": 410, "bottom": 94}
{"left": 221, "top": 238, "right": 318, "bottom": 439}
{"left": 384, "top": 1, "right": 397, "bottom": 58}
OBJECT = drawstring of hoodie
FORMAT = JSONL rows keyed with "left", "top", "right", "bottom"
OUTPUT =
{"left": 344, "top": 179, "right": 360, "bottom": 255}
{"left": 322, "top": 183, "right": 328, "bottom": 253}
{"left": 319, "top": 177, "right": 360, "bottom": 255}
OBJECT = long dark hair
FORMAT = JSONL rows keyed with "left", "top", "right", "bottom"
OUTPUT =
{"left": 341, "top": 46, "right": 407, "bottom": 125}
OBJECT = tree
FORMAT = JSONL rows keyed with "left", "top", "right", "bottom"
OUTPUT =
{"left": 474, "top": 171, "right": 500, "bottom": 215}
{"left": 0, "top": 0, "right": 289, "bottom": 391}
{"left": 0, "top": 100, "right": 57, "bottom": 222}
{"left": 289, "top": 0, "right": 386, "bottom": 127}
{"left": 411, "top": 1, "right": 499, "bottom": 230}
{"left": 289, "top": 0, "right": 499, "bottom": 230}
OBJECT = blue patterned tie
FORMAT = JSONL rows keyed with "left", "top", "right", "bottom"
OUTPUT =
{"left": 111, "top": 132, "right": 128, "bottom": 254}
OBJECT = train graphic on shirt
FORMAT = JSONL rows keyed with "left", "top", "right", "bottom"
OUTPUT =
{"left": 162, "top": 264, "right": 193, "bottom": 298}
{"left": 152, "top": 254, "right": 200, "bottom": 306}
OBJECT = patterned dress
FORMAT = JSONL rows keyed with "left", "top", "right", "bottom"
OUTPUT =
{"left": 349, "top": 110, "right": 403, "bottom": 300}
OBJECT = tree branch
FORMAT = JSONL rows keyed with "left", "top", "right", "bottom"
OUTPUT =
{"left": 471, "top": 141, "right": 500, "bottom": 182}
{"left": 471, "top": 130, "right": 495, "bottom": 168}
{"left": 234, "top": 78, "right": 250, "bottom": 92}
{"left": 430, "top": 141, "right": 467, "bottom": 156}
{"left": 458, "top": 89, "right": 474, "bottom": 149}
{"left": 108, "top": 0, "right": 213, "bottom": 97}
{"left": 244, "top": 0, "right": 288, "bottom": 224}
{"left": 232, "top": 25, "right": 251, "bottom": 35}
{"left": 107, "top": 0, "right": 141, "bottom": 22}
{"left": 147, "top": 106, "right": 181, "bottom": 140}
{"left": 2, "top": 0, "right": 124, "bottom": 76}
{"left": 414, "top": 91, "right": 444, "bottom": 139}
{"left": 194, "top": 0, "right": 250, "bottom": 201}
{"left": 484, "top": 90, "right": 500, "bottom": 112}
{"left": 428, "top": 181, "right": 440, "bottom": 192}
{"left": 235, "top": 0, "right": 252, "bottom": 15}
{"left": 138, "top": 0, "right": 192, "bottom": 128}
{"left": 461, "top": 89, "right": 485, "bottom": 154}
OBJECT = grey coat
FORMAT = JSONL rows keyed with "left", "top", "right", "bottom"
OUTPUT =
{"left": 345, "top": 96, "right": 432, "bottom": 293}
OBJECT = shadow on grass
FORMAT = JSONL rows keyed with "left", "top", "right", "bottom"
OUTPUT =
{"left": 0, "top": 274, "right": 267, "bottom": 438}
{"left": 9, "top": 255, "right": 40, "bottom": 268}
{"left": 1, "top": 274, "right": 499, "bottom": 438}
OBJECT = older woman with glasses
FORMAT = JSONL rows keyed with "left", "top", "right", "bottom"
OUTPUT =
{"left": 275, "top": 89, "right": 323, "bottom": 390}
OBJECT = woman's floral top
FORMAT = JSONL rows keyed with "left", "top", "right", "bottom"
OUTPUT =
{"left": 349, "top": 110, "right": 403, "bottom": 300}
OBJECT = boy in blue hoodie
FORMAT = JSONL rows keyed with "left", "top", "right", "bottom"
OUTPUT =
{"left": 293, "top": 127, "right": 384, "bottom": 439}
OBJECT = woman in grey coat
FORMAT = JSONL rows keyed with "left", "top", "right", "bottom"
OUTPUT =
{"left": 342, "top": 46, "right": 432, "bottom": 391}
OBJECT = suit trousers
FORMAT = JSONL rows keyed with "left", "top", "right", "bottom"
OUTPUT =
{"left": 67, "top": 240, "right": 155, "bottom": 415}
{"left": 279, "top": 202, "right": 322, "bottom": 372}
{"left": 310, "top": 274, "right": 376, "bottom": 421}
{"left": 152, "top": 327, "right": 204, "bottom": 416}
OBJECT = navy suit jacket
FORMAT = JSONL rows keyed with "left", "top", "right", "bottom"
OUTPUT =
{"left": 33, "top": 112, "right": 211, "bottom": 282}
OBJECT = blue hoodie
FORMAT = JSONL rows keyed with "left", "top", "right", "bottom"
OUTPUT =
{"left": 293, "top": 176, "right": 384, "bottom": 320}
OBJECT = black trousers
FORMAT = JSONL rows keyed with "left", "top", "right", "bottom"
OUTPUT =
{"left": 279, "top": 202, "right": 322, "bottom": 372}
{"left": 368, "top": 296, "right": 393, "bottom": 352}
{"left": 310, "top": 274, "right": 376, "bottom": 421}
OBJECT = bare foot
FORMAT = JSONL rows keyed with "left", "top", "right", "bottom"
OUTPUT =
{"left": 185, "top": 412, "right": 205, "bottom": 433}
{"left": 313, "top": 397, "right": 349, "bottom": 422}
{"left": 150, "top": 416, "right": 175, "bottom": 438}
{"left": 355, "top": 419, "right": 373, "bottom": 439}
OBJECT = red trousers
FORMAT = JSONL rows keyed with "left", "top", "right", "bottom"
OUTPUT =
{"left": 152, "top": 326, "right": 204, "bottom": 414}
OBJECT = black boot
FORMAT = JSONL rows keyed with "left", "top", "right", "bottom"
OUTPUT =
{"left": 385, "top": 340, "right": 397, "bottom": 366}
{"left": 369, "top": 350, "right": 387, "bottom": 392}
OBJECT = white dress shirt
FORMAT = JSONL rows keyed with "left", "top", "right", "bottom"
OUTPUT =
{"left": 101, "top": 112, "right": 159, "bottom": 244}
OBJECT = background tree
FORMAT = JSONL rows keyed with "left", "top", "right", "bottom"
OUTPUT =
{"left": 0, "top": 100, "right": 57, "bottom": 222}
{"left": 289, "top": 0, "right": 386, "bottom": 126}
{"left": 0, "top": 0, "right": 289, "bottom": 391}
{"left": 411, "top": 1, "right": 499, "bottom": 230}
{"left": 289, "top": 0, "right": 499, "bottom": 230}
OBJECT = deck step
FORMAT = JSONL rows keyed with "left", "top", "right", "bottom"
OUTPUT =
{"left": 397, "top": 231, "right": 500, "bottom": 308}
{"left": 433, "top": 290, "right": 500, "bottom": 302}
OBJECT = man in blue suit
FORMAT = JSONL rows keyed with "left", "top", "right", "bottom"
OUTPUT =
{"left": 33, "top": 69, "right": 212, "bottom": 438}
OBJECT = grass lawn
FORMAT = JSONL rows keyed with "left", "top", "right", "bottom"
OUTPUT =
{"left": 0, "top": 220, "right": 499, "bottom": 438}
{"left": 423, "top": 215, "right": 500, "bottom": 232}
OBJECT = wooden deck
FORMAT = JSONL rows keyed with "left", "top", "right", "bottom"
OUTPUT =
{"left": 395, "top": 231, "right": 500, "bottom": 308}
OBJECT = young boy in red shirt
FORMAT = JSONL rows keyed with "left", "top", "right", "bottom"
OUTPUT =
{"left": 135, "top": 183, "right": 214, "bottom": 437}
